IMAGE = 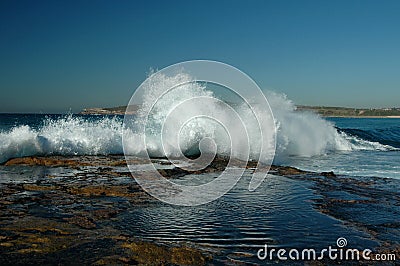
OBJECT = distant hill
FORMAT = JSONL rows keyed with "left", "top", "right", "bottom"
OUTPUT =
{"left": 297, "top": 106, "right": 400, "bottom": 117}
{"left": 79, "top": 105, "right": 400, "bottom": 117}
{"left": 79, "top": 105, "right": 137, "bottom": 115}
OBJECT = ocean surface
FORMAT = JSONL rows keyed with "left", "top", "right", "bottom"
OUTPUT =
{"left": 286, "top": 117, "right": 400, "bottom": 179}
{"left": 1, "top": 71, "right": 399, "bottom": 263}
{"left": 0, "top": 113, "right": 399, "bottom": 179}
{"left": 0, "top": 113, "right": 399, "bottom": 264}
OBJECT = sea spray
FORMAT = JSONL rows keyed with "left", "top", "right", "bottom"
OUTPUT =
{"left": 124, "top": 71, "right": 392, "bottom": 164}
{"left": 124, "top": 70, "right": 275, "bottom": 164}
{"left": 267, "top": 92, "right": 356, "bottom": 162}
{"left": 0, "top": 115, "right": 125, "bottom": 163}
{"left": 0, "top": 72, "right": 394, "bottom": 164}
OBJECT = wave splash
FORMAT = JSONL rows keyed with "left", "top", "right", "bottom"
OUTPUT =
{"left": 0, "top": 116, "right": 124, "bottom": 164}
{"left": 0, "top": 72, "right": 395, "bottom": 164}
{"left": 123, "top": 71, "right": 276, "bottom": 164}
{"left": 268, "top": 92, "right": 395, "bottom": 162}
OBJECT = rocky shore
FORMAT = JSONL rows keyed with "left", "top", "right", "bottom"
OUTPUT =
{"left": 78, "top": 105, "right": 400, "bottom": 118}
{"left": 0, "top": 156, "right": 211, "bottom": 265}
{"left": 79, "top": 105, "right": 139, "bottom": 115}
{"left": 0, "top": 156, "right": 399, "bottom": 265}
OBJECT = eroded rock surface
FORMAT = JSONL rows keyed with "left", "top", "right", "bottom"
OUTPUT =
{"left": 1, "top": 155, "right": 399, "bottom": 264}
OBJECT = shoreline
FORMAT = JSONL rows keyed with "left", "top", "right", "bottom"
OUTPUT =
{"left": 2, "top": 111, "right": 400, "bottom": 119}
{"left": 0, "top": 155, "right": 399, "bottom": 264}
{"left": 76, "top": 105, "right": 400, "bottom": 118}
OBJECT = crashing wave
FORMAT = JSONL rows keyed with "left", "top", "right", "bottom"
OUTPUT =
{"left": 0, "top": 72, "right": 395, "bottom": 164}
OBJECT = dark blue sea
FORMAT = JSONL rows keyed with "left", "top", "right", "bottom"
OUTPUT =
{"left": 0, "top": 113, "right": 399, "bottom": 264}
{"left": 1, "top": 114, "right": 398, "bottom": 179}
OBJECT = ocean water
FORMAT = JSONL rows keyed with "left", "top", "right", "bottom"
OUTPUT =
{"left": 1, "top": 71, "right": 398, "bottom": 180}
{"left": 1, "top": 110, "right": 399, "bottom": 263}
{"left": 1, "top": 70, "right": 399, "bottom": 263}
{"left": 0, "top": 114, "right": 398, "bottom": 179}
{"left": 285, "top": 117, "right": 400, "bottom": 179}
{"left": 1, "top": 67, "right": 398, "bottom": 177}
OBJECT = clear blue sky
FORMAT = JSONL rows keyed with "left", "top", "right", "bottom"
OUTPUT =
{"left": 1, "top": 0, "right": 399, "bottom": 113}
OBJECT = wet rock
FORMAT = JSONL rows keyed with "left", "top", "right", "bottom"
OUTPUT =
{"left": 158, "top": 167, "right": 191, "bottom": 178}
{"left": 170, "top": 246, "right": 208, "bottom": 265}
{"left": 321, "top": 171, "right": 336, "bottom": 177}
{"left": 122, "top": 241, "right": 208, "bottom": 266}
{"left": 273, "top": 165, "right": 309, "bottom": 175}
{"left": 92, "top": 209, "right": 118, "bottom": 219}
{"left": 66, "top": 185, "right": 138, "bottom": 197}
{"left": 64, "top": 216, "right": 97, "bottom": 229}
{"left": 0, "top": 156, "right": 210, "bottom": 265}
{"left": 23, "top": 184, "right": 58, "bottom": 191}
{"left": 4, "top": 157, "right": 90, "bottom": 167}
{"left": 1, "top": 155, "right": 398, "bottom": 265}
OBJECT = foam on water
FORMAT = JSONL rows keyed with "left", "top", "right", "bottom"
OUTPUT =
{"left": 0, "top": 116, "right": 125, "bottom": 163}
{"left": 0, "top": 72, "right": 394, "bottom": 164}
{"left": 266, "top": 92, "right": 395, "bottom": 163}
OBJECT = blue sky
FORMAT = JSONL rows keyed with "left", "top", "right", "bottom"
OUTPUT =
{"left": 1, "top": 0, "right": 399, "bottom": 113}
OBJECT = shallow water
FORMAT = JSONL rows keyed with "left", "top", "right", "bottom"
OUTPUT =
{"left": 0, "top": 160, "right": 382, "bottom": 264}
{"left": 115, "top": 168, "right": 377, "bottom": 264}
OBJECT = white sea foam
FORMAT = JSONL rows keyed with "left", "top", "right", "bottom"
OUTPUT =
{"left": 0, "top": 116, "right": 125, "bottom": 163}
{"left": 0, "top": 72, "right": 393, "bottom": 164}
{"left": 266, "top": 92, "right": 395, "bottom": 163}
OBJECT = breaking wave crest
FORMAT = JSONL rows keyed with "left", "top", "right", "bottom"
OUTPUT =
{"left": 0, "top": 116, "right": 125, "bottom": 163}
{"left": 0, "top": 73, "right": 395, "bottom": 164}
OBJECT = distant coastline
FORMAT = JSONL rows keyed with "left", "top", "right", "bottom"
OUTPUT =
{"left": 79, "top": 105, "right": 400, "bottom": 118}
{"left": 79, "top": 106, "right": 136, "bottom": 115}
{"left": 296, "top": 105, "right": 400, "bottom": 118}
